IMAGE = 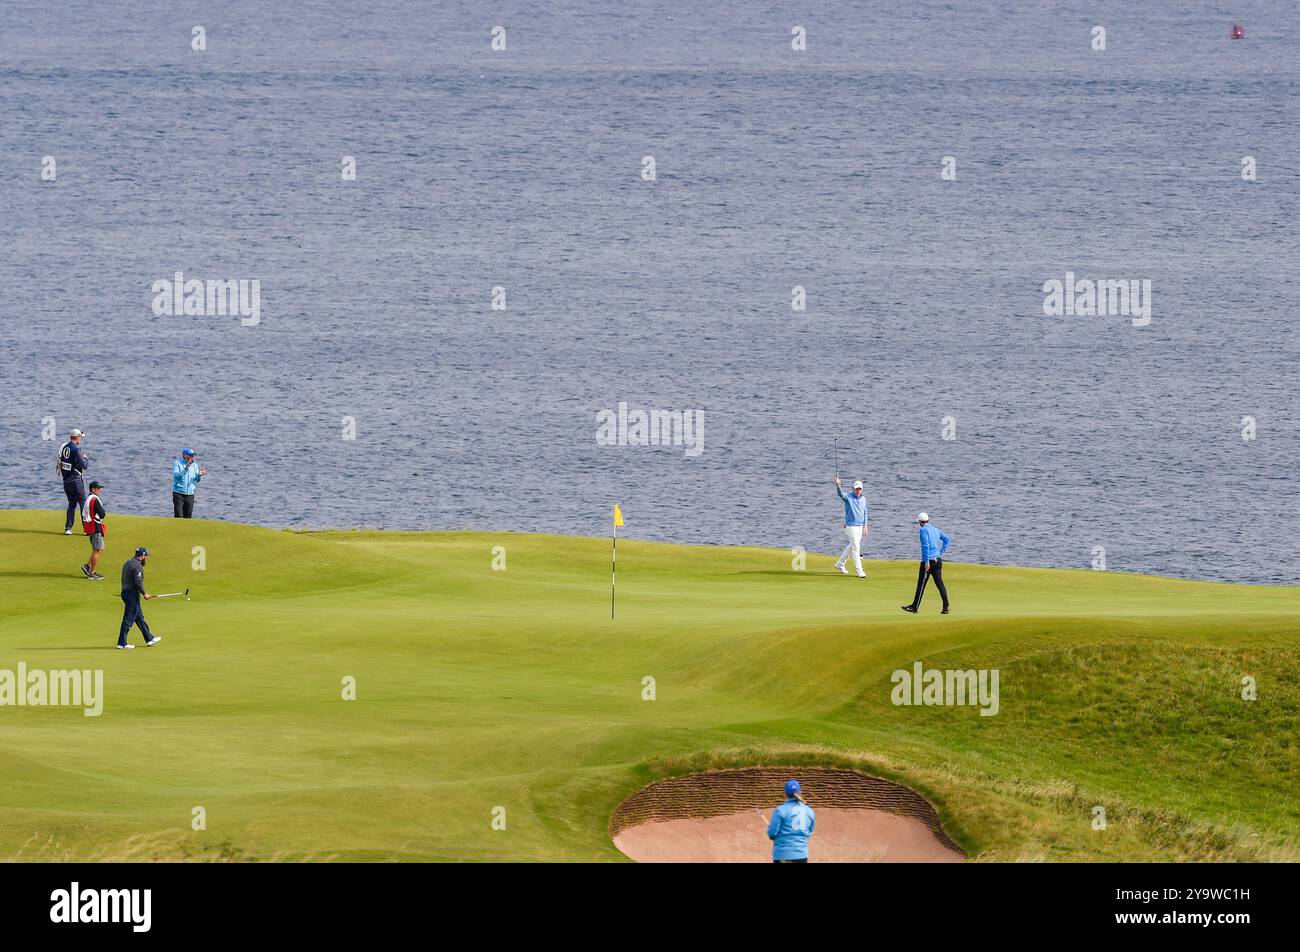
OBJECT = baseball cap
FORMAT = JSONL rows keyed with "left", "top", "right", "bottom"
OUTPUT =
{"left": 852, "top": 480, "right": 863, "bottom": 490}
{"left": 182, "top": 447, "right": 195, "bottom": 456}
{"left": 917, "top": 512, "right": 930, "bottom": 523}
{"left": 784, "top": 779, "right": 801, "bottom": 797}
{"left": 89, "top": 480, "right": 103, "bottom": 490}
{"left": 134, "top": 547, "right": 150, "bottom": 557}
{"left": 69, "top": 428, "right": 84, "bottom": 438}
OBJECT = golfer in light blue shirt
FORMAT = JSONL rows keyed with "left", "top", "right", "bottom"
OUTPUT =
{"left": 902, "top": 512, "right": 952, "bottom": 615}
{"left": 833, "top": 476, "right": 869, "bottom": 577}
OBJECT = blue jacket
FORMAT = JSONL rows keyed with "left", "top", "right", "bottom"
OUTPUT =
{"left": 173, "top": 459, "right": 203, "bottom": 495}
{"left": 836, "top": 487, "right": 868, "bottom": 527}
{"left": 768, "top": 798, "right": 815, "bottom": 860}
{"left": 919, "top": 524, "right": 951, "bottom": 562}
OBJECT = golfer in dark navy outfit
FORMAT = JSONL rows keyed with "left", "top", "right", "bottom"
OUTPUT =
{"left": 118, "top": 548, "right": 162, "bottom": 649}
{"left": 56, "top": 429, "right": 90, "bottom": 534}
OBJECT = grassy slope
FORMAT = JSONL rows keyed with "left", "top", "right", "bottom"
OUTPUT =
{"left": 0, "top": 508, "right": 1296, "bottom": 862}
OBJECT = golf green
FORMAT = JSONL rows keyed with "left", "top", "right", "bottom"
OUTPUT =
{"left": 1, "top": 509, "right": 1296, "bottom": 862}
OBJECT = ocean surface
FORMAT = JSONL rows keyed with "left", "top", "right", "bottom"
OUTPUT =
{"left": 1, "top": 1, "right": 1297, "bottom": 582}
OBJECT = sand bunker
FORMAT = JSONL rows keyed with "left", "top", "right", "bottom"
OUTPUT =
{"left": 611, "top": 767, "right": 964, "bottom": 863}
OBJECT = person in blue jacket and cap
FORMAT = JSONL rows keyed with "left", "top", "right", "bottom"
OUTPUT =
{"left": 767, "top": 779, "right": 815, "bottom": 863}
{"left": 902, "top": 511, "right": 951, "bottom": 614}
{"left": 171, "top": 448, "right": 207, "bottom": 518}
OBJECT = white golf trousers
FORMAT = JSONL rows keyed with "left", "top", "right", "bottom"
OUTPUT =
{"left": 837, "top": 524, "right": 866, "bottom": 574}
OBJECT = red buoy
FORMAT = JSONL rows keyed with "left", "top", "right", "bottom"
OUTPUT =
{"left": 1231, "top": 24, "right": 1245, "bottom": 39}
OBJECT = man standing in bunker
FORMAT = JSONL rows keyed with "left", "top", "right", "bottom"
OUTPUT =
{"left": 767, "top": 779, "right": 815, "bottom": 863}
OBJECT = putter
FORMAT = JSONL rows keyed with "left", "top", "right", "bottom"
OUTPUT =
{"left": 154, "top": 588, "right": 190, "bottom": 601}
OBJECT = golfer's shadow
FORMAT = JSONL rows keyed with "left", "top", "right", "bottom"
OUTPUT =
{"left": 16, "top": 646, "right": 119, "bottom": 652}
{"left": 0, "top": 528, "right": 63, "bottom": 536}
{"left": 727, "top": 570, "right": 845, "bottom": 577}
{"left": 0, "top": 571, "right": 82, "bottom": 579}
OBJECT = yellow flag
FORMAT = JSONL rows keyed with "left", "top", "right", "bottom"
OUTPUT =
{"left": 612, "top": 504, "right": 624, "bottom": 528}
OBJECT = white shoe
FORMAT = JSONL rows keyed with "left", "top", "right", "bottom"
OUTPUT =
{"left": 64, "top": 529, "right": 73, "bottom": 535}
{"left": 835, "top": 563, "right": 849, "bottom": 575}
{"left": 145, "top": 636, "right": 162, "bottom": 647}
{"left": 857, "top": 572, "right": 867, "bottom": 579}
{"left": 116, "top": 644, "right": 135, "bottom": 650}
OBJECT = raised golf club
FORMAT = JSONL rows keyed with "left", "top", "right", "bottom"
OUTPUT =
{"left": 153, "top": 588, "right": 190, "bottom": 601}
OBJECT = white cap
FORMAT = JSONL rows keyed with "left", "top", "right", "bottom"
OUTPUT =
{"left": 917, "top": 512, "right": 929, "bottom": 523}
{"left": 852, "top": 480, "right": 863, "bottom": 490}
{"left": 69, "top": 428, "right": 84, "bottom": 438}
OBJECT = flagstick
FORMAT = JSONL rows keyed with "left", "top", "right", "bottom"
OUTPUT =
{"left": 610, "top": 524, "right": 617, "bottom": 620}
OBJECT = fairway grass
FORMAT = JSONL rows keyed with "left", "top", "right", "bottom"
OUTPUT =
{"left": 1, "top": 509, "right": 1296, "bottom": 862}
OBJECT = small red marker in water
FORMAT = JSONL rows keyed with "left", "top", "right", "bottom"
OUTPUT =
{"left": 1230, "top": 24, "right": 1245, "bottom": 40}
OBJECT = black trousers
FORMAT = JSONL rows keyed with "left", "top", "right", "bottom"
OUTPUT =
{"left": 63, "top": 475, "right": 86, "bottom": 530}
{"left": 910, "top": 558, "right": 950, "bottom": 610}
{"left": 172, "top": 492, "right": 195, "bottom": 518}
{"left": 118, "top": 590, "right": 154, "bottom": 646}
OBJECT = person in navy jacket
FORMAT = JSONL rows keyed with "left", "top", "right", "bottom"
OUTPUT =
{"left": 118, "top": 547, "right": 162, "bottom": 650}
{"left": 56, "top": 428, "right": 90, "bottom": 534}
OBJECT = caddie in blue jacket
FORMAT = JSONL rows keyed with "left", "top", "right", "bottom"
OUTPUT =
{"left": 767, "top": 779, "right": 816, "bottom": 863}
{"left": 902, "top": 512, "right": 951, "bottom": 615}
